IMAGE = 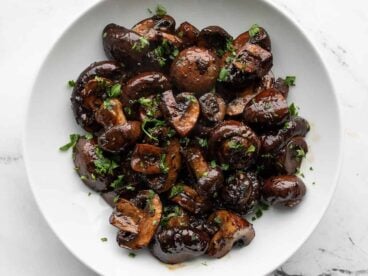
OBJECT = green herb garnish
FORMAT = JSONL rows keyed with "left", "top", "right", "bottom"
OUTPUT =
{"left": 288, "top": 103, "right": 299, "bottom": 116}
{"left": 59, "top": 134, "right": 80, "bottom": 151}
{"left": 68, "top": 80, "right": 76, "bottom": 88}
{"left": 296, "top": 148, "right": 306, "bottom": 159}
{"left": 141, "top": 118, "right": 166, "bottom": 141}
{"left": 213, "top": 216, "right": 222, "bottom": 225}
{"left": 169, "top": 184, "right": 184, "bottom": 198}
{"left": 221, "top": 163, "right": 230, "bottom": 171}
{"left": 210, "top": 160, "right": 217, "bottom": 169}
{"left": 228, "top": 140, "right": 243, "bottom": 149}
{"left": 108, "top": 83, "right": 122, "bottom": 98}
{"left": 132, "top": 36, "right": 149, "bottom": 52}
{"left": 110, "top": 175, "right": 124, "bottom": 189}
{"left": 159, "top": 154, "right": 169, "bottom": 174}
{"left": 249, "top": 24, "right": 260, "bottom": 37}
{"left": 128, "top": 252, "right": 136, "bottom": 258}
{"left": 155, "top": 4, "right": 167, "bottom": 16}
{"left": 246, "top": 144, "right": 256, "bottom": 154}
{"left": 94, "top": 147, "right": 119, "bottom": 175}
{"left": 197, "top": 137, "right": 208, "bottom": 148}
{"left": 100, "top": 237, "right": 108, "bottom": 242}
{"left": 218, "top": 67, "right": 229, "bottom": 82}
{"left": 284, "top": 76, "right": 296, "bottom": 86}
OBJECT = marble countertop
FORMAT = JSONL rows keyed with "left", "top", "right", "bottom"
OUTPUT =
{"left": 1, "top": 0, "right": 368, "bottom": 275}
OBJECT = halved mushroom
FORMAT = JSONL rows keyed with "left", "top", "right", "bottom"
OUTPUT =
{"left": 73, "top": 137, "right": 114, "bottom": 192}
{"left": 122, "top": 72, "right": 172, "bottom": 103}
{"left": 176, "top": 21, "right": 199, "bottom": 48}
{"left": 170, "top": 46, "right": 220, "bottom": 94}
{"left": 199, "top": 93, "right": 226, "bottom": 123}
{"left": 95, "top": 98, "right": 127, "bottom": 129}
{"left": 207, "top": 210, "right": 255, "bottom": 258}
{"left": 169, "top": 184, "right": 212, "bottom": 214}
{"left": 208, "top": 120, "right": 261, "bottom": 169}
{"left": 182, "top": 146, "right": 223, "bottom": 197}
{"left": 197, "top": 26, "right": 233, "bottom": 53}
{"left": 160, "top": 90, "right": 200, "bottom": 136}
{"left": 243, "top": 88, "right": 289, "bottom": 127}
{"left": 110, "top": 190, "right": 162, "bottom": 249}
{"left": 233, "top": 26, "right": 271, "bottom": 52}
{"left": 260, "top": 116, "right": 310, "bottom": 154}
{"left": 150, "top": 227, "right": 210, "bottom": 264}
{"left": 97, "top": 121, "right": 142, "bottom": 153}
{"left": 221, "top": 171, "right": 260, "bottom": 215}
{"left": 146, "top": 139, "right": 182, "bottom": 193}
{"left": 132, "top": 15, "right": 176, "bottom": 38}
{"left": 131, "top": 144, "right": 164, "bottom": 174}
{"left": 262, "top": 175, "right": 306, "bottom": 207}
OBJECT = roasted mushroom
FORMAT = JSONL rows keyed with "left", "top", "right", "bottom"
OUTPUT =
{"left": 170, "top": 46, "right": 220, "bottom": 94}
{"left": 131, "top": 144, "right": 164, "bottom": 174}
{"left": 199, "top": 93, "right": 226, "bottom": 123}
{"left": 169, "top": 184, "right": 212, "bottom": 214}
{"left": 209, "top": 120, "right": 261, "bottom": 169}
{"left": 150, "top": 227, "right": 210, "bottom": 264}
{"left": 132, "top": 15, "right": 176, "bottom": 38}
{"left": 221, "top": 171, "right": 260, "bottom": 214}
{"left": 160, "top": 90, "right": 200, "bottom": 136}
{"left": 207, "top": 210, "right": 255, "bottom": 258}
{"left": 110, "top": 190, "right": 162, "bottom": 249}
{"left": 95, "top": 98, "right": 127, "bottom": 129}
{"left": 182, "top": 146, "right": 224, "bottom": 197}
{"left": 262, "top": 175, "right": 306, "bottom": 207}
{"left": 176, "top": 21, "right": 199, "bottom": 48}
{"left": 197, "top": 26, "right": 233, "bottom": 53}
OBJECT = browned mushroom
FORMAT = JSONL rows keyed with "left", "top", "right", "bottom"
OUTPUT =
{"left": 145, "top": 139, "right": 182, "bottom": 193}
{"left": 160, "top": 205, "right": 190, "bottom": 229}
{"left": 233, "top": 26, "right": 271, "bottom": 52}
{"left": 182, "top": 146, "right": 223, "bottom": 196}
{"left": 209, "top": 120, "right": 260, "bottom": 169}
{"left": 207, "top": 210, "right": 255, "bottom": 258}
{"left": 273, "top": 77, "right": 289, "bottom": 98}
{"left": 243, "top": 88, "right": 289, "bottom": 127}
{"left": 95, "top": 98, "right": 127, "bottom": 129}
{"left": 131, "top": 144, "right": 164, "bottom": 174}
{"left": 132, "top": 15, "right": 176, "bottom": 38}
{"left": 122, "top": 72, "right": 172, "bottom": 103}
{"left": 73, "top": 137, "right": 115, "bottom": 192}
{"left": 199, "top": 93, "right": 226, "bottom": 123}
{"left": 197, "top": 26, "right": 233, "bottom": 53}
{"left": 262, "top": 175, "right": 306, "bottom": 207}
{"left": 170, "top": 46, "right": 220, "bottom": 94}
{"left": 176, "top": 21, "right": 199, "bottom": 48}
{"left": 160, "top": 90, "right": 200, "bottom": 136}
{"left": 110, "top": 190, "right": 162, "bottom": 250}
{"left": 169, "top": 184, "right": 212, "bottom": 214}
{"left": 221, "top": 171, "right": 260, "bottom": 214}
{"left": 97, "top": 121, "right": 142, "bottom": 153}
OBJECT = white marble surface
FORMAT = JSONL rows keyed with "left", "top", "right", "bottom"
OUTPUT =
{"left": 1, "top": 0, "right": 368, "bottom": 275}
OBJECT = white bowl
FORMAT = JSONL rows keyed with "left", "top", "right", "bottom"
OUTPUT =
{"left": 23, "top": 0, "right": 342, "bottom": 275}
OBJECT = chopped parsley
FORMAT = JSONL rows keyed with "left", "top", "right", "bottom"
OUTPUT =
{"left": 153, "top": 39, "right": 179, "bottom": 67}
{"left": 251, "top": 202, "right": 269, "bottom": 221}
{"left": 167, "top": 128, "right": 176, "bottom": 138}
{"left": 110, "top": 175, "right": 124, "bottom": 189}
{"left": 88, "top": 192, "right": 92, "bottom": 196}
{"left": 210, "top": 160, "right": 217, "bottom": 169}
{"left": 221, "top": 163, "right": 230, "bottom": 171}
{"left": 228, "top": 140, "right": 243, "bottom": 149}
{"left": 147, "top": 190, "right": 156, "bottom": 212}
{"left": 249, "top": 24, "right": 260, "bottom": 37}
{"left": 94, "top": 148, "right": 119, "bottom": 175}
{"left": 128, "top": 252, "right": 136, "bottom": 258}
{"left": 284, "top": 76, "right": 296, "bottom": 86}
{"left": 107, "top": 83, "right": 122, "bottom": 98}
{"left": 124, "top": 106, "right": 132, "bottom": 115}
{"left": 309, "top": 166, "right": 313, "bottom": 171}
{"left": 113, "top": 195, "right": 120, "bottom": 203}
{"left": 179, "top": 137, "right": 190, "bottom": 146}
{"left": 218, "top": 67, "right": 229, "bottom": 82}
{"left": 80, "top": 175, "right": 87, "bottom": 181}
{"left": 68, "top": 80, "right": 76, "bottom": 88}
{"left": 197, "top": 137, "right": 208, "bottom": 148}
{"left": 185, "top": 94, "right": 197, "bottom": 103}
{"left": 103, "top": 99, "right": 113, "bottom": 110}
{"left": 59, "top": 134, "right": 80, "bottom": 151}
{"left": 147, "top": 7, "right": 153, "bottom": 14}
{"left": 246, "top": 144, "right": 256, "bottom": 154}
{"left": 85, "top": 133, "right": 93, "bottom": 140}
{"left": 284, "top": 121, "right": 291, "bottom": 129}
{"left": 288, "top": 103, "right": 299, "bottom": 116}
{"left": 141, "top": 118, "right": 166, "bottom": 141}
{"left": 100, "top": 237, "right": 108, "bottom": 242}
{"left": 132, "top": 36, "right": 149, "bottom": 52}
{"left": 169, "top": 184, "right": 184, "bottom": 198}
{"left": 296, "top": 148, "right": 306, "bottom": 159}
{"left": 213, "top": 216, "right": 222, "bottom": 225}
{"left": 138, "top": 97, "right": 159, "bottom": 117}
{"left": 155, "top": 4, "right": 167, "bottom": 16}
{"left": 159, "top": 154, "right": 169, "bottom": 174}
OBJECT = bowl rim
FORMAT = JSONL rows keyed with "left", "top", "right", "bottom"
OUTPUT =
{"left": 22, "top": 0, "right": 344, "bottom": 275}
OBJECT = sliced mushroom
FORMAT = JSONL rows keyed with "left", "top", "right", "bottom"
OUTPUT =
{"left": 160, "top": 90, "right": 200, "bottom": 136}
{"left": 262, "top": 175, "right": 306, "bottom": 207}
{"left": 110, "top": 190, "right": 162, "bottom": 250}
{"left": 199, "top": 93, "right": 226, "bottom": 123}
{"left": 170, "top": 46, "right": 220, "bottom": 94}
{"left": 260, "top": 116, "right": 310, "bottom": 154}
{"left": 243, "top": 88, "right": 289, "bottom": 127}
{"left": 170, "top": 184, "right": 212, "bottom": 214}
{"left": 176, "top": 21, "right": 199, "bottom": 48}
{"left": 207, "top": 210, "right": 255, "bottom": 258}
{"left": 209, "top": 120, "right": 261, "bottom": 169}
{"left": 182, "top": 146, "right": 223, "bottom": 197}
{"left": 73, "top": 137, "right": 113, "bottom": 192}
{"left": 221, "top": 171, "right": 260, "bottom": 214}
{"left": 161, "top": 205, "right": 190, "bottom": 229}
{"left": 131, "top": 144, "right": 164, "bottom": 174}
{"left": 150, "top": 227, "right": 210, "bottom": 264}
{"left": 197, "top": 26, "right": 232, "bottom": 53}
{"left": 146, "top": 139, "right": 182, "bottom": 193}
{"left": 97, "top": 121, "right": 142, "bottom": 153}
{"left": 95, "top": 98, "right": 127, "bottom": 129}
{"left": 233, "top": 26, "right": 271, "bottom": 52}
{"left": 122, "top": 72, "right": 172, "bottom": 103}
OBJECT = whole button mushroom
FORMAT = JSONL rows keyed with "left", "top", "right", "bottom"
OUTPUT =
{"left": 208, "top": 120, "right": 261, "bottom": 169}
{"left": 262, "top": 175, "right": 307, "bottom": 207}
{"left": 170, "top": 46, "right": 220, "bottom": 94}
{"left": 150, "top": 227, "right": 210, "bottom": 264}
{"left": 207, "top": 210, "right": 255, "bottom": 258}
{"left": 160, "top": 90, "right": 200, "bottom": 136}
{"left": 243, "top": 88, "right": 289, "bottom": 127}
{"left": 110, "top": 190, "right": 162, "bottom": 250}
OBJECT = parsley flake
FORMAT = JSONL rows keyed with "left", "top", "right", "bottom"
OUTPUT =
{"left": 100, "top": 237, "right": 108, "bottom": 242}
{"left": 249, "top": 24, "right": 260, "bottom": 37}
{"left": 155, "top": 4, "right": 167, "bottom": 16}
{"left": 110, "top": 175, "right": 124, "bottom": 189}
{"left": 288, "top": 103, "right": 299, "bottom": 116}
{"left": 59, "top": 134, "right": 80, "bottom": 151}
{"left": 218, "top": 67, "right": 229, "bottom": 82}
{"left": 108, "top": 83, "right": 122, "bottom": 98}
{"left": 68, "top": 80, "right": 76, "bottom": 88}
{"left": 169, "top": 184, "right": 184, "bottom": 198}
{"left": 284, "top": 76, "right": 296, "bottom": 86}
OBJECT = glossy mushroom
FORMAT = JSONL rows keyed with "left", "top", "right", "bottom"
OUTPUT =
{"left": 110, "top": 190, "right": 162, "bottom": 250}
{"left": 95, "top": 98, "right": 127, "bottom": 129}
{"left": 199, "top": 93, "right": 226, "bottom": 123}
{"left": 176, "top": 21, "right": 199, "bottom": 48}
{"left": 131, "top": 144, "right": 164, "bottom": 174}
{"left": 197, "top": 26, "right": 233, "bottom": 53}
